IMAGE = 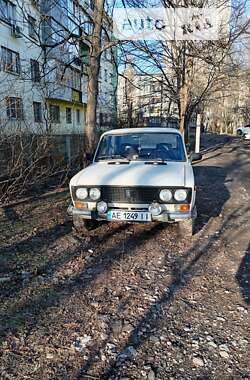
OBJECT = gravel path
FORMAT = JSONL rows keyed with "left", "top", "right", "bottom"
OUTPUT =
{"left": 0, "top": 135, "right": 249, "bottom": 380}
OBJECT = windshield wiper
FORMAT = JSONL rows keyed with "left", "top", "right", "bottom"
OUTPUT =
{"left": 97, "top": 154, "right": 130, "bottom": 162}
{"left": 144, "top": 159, "right": 168, "bottom": 165}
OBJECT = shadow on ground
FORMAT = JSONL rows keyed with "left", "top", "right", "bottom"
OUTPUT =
{"left": 0, "top": 222, "right": 165, "bottom": 339}
{"left": 194, "top": 166, "right": 230, "bottom": 233}
{"left": 76, "top": 205, "right": 247, "bottom": 380}
{"left": 236, "top": 244, "right": 250, "bottom": 304}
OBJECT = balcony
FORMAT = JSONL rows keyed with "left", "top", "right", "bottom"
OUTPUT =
{"left": 46, "top": 83, "right": 86, "bottom": 105}
{"left": 45, "top": 59, "right": 87, "bottom": 104}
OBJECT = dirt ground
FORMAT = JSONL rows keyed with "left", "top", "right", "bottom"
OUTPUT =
{"left": 0, "top": 134, "right": 249, "bottom": 380}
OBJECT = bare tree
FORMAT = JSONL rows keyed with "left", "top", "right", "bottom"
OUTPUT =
{"left": 118, "top": 0, "right": 250, "bottom": 141}
{"left": 0, "top": 0, "right": 121, "bottom": 201}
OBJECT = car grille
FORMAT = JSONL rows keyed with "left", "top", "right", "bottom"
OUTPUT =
{"left": 72, "top": 186, "right": 192, "bottom": 204}
{"left": 101, "top": 186, "right": 160, "bottom": 204}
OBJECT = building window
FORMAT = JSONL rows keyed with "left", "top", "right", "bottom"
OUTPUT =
{"left": 49, "top": 105, "right": 60, "bottom": 123}
{"left": 89, "top": 0, "right": 94, "bottom": 10}
{"left": 30, "top": 59, "right": 40, "bottom": 82}
{"left": 71, "top": 69, "right": 81, "bottom": 90}
{"left": 72, "top": 0, "right": 80, "bottom": 19}
{"left": 100, "top": 113, "right": 110, "bottom": 125}
{"left": 33, "top": 102, "right": 42, "bottom": 122}
{"left": 66, "top": 107, "right": 72, "bottom": 124}
{"left": 1, "top": 46, "right": 20, "bottom": 74}
{"left": 104, "top": 69, "right": 108, "bottom": 82}
{"left": 83, "top": 20, "right": 93, "bottom": 35}
{"left": 76, "top": 109, "right": 80, "bottom": 124}
{"left": 28, "top": 15, "right": 37, "bottom": 39}
{"left": 6, "top": 97, "right": 23, "bottom": 120}
{"left": 0, "top": 0, "right": 15, "bottom": 22}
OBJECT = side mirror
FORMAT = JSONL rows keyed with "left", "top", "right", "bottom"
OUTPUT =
{"left": 190, "top": 152, "right": 202, "bottom": 163}
{"left": 85, "top": 152, "right": 94, "bottom": 162}
{"left": 186, "top": 143, "right": 191, "bottom": 154}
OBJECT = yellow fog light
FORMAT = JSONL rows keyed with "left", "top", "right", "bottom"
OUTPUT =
{"left": 75, "top": 201, "right": 88, "bottom": 209}
{"left": 179, "top": 204, "right": 190, "bottom": 212}
{"left": 149, "top": 202, "right": 162, "bottom": 216}
{"left": 97, "top": 201, "right": 108, "bottom": 214}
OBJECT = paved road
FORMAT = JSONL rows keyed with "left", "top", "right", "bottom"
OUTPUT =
{"left": 0, "top": 136, "right": 249, "bottom": 380}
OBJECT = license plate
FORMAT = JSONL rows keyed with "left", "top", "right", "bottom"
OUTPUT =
{"left": 107, "top": 210, "right": 152, "bottom": 222}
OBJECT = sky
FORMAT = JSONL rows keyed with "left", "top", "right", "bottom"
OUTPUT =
{"left": 246, "top": 0, "right": 250, "bottom": 14}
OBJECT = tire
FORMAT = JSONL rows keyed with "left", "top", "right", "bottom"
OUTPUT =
{"left": 73, "top": 216, "right": 98, "bottom": 235}
{"left": 178, "top": 218, "right": 194, "bottom": 238}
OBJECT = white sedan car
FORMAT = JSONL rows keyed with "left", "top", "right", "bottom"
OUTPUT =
{"left": 242, "top": 127, "right": 250, "bottom": 140}
{"left": 237, "top": 125, "right": 250, "bottom": 139}
{"left": 68, "top": 128, "right": 202, "bottom": 236}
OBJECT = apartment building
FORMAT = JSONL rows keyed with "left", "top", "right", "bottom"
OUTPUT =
{"left": 0, "top": 0, "right": 117, "bottom": 137}
{"left": 117, "top": 67, "right": 179, "bottom": 128}
{"left": 99, "top": 46, "right": 118, "bottom": 130}
{"left": 0, "top": 0, "right": 43, "bottom": 133}
{"left": 204, "top": 69, "right": 250, "bottom": 134}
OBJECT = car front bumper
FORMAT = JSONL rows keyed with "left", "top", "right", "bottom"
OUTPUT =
{"left": 67, "top": 205, "right": 196, "bottom": 223}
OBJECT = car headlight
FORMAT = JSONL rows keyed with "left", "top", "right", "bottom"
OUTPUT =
{"left": 159, "top": 189, "right": 172, "bottom": 202}
{"left": 89, "top": 188, "right": 101, "bottom": 201}
{"left": 76, "top": 188, "right": 88, "bottom": 200}
{"left": 174, "top": 189, "right": 187, "bottom": 202}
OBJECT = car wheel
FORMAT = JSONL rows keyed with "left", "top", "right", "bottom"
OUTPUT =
{"left": 237, "top": 130, "right": 243, "bottom": 136}
{"left": 178, "top": 218, "right": 194, "bottom": 238}
{"left": 73, "top": 216, "right": 98, "bottom": 235}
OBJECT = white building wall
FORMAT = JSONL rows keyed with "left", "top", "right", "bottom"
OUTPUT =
{"left": 0, "top": 0, "right": 117, "bottom": 136}
{"left": 0, "top": 1, "right": 43, "bottom": 133}
{"left": 98, "top": 47, "right": 117, "bottom": 129}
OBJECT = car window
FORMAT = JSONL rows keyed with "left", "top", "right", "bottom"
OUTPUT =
{"left": 95, "top": 133, "right": 186, "bottom": 162}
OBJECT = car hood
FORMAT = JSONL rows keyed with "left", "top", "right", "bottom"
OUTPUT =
{"left": 70, "top": 161, "right": 194, "bottom": 188}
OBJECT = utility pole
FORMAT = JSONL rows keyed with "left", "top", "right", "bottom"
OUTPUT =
{"left": 160, "top": 79, "right": 163, "bottom": 125}
{"left": 195, "top": 114, "right": 201, "bottom": 153}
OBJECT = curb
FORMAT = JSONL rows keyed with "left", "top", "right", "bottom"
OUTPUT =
{"left": 193, "top": 139, "right": 233, "bottom": 165}
{"left": 200, "top": 138, "right": 233, "bottom": 154}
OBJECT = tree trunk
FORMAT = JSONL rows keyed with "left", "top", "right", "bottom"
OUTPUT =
{"left": 85, "top": 0, "right": 104, "bottom": 153}
{"left": 85, "top": 58, "right": 100, "bottom": 152}
{"left": 178, "top": 47, "right": 193, "bottom": 144}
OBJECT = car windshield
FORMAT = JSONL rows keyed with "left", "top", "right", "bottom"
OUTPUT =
{"left": 95, "top": 132, "right": 186, "bottom": 162}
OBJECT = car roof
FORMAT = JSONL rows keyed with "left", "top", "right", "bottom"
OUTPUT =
{"left": 102, "top": 127, "right": 182, "bottom": 136}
